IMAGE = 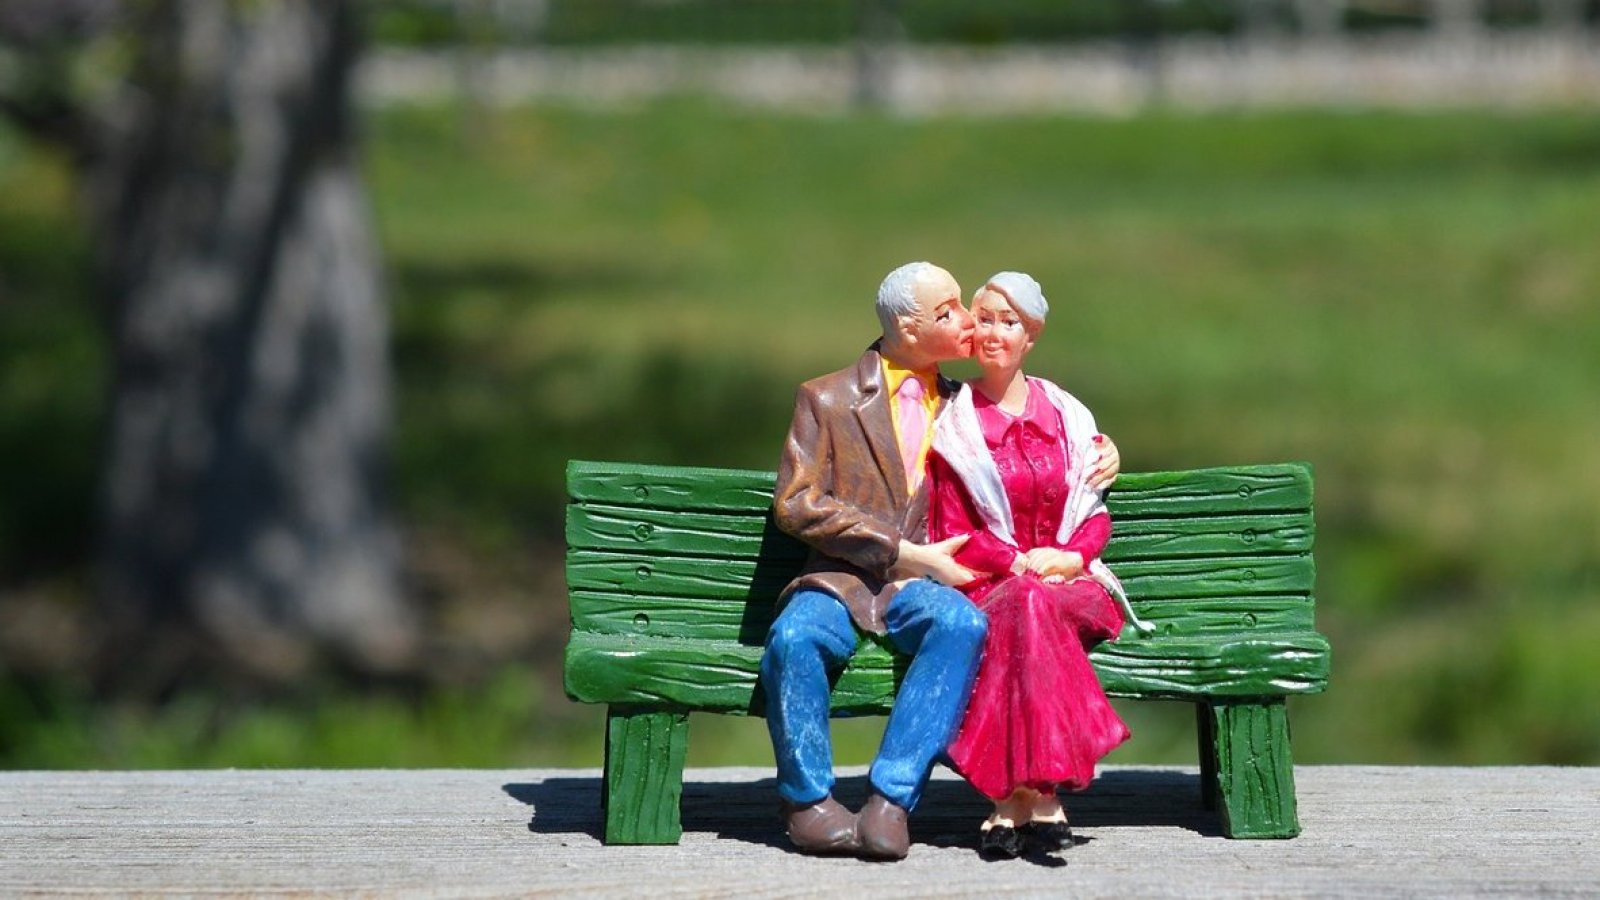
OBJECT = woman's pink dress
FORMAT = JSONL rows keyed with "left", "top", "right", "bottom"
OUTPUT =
{"left": 929, "top": 382, "right": 1130, "bottom": 800}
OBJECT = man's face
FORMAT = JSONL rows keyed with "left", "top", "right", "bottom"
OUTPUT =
{"left": 903, "top": 268, "right": 975, "bottom": 363}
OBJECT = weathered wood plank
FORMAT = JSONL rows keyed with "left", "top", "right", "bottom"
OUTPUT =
{"left": 571, "top": 591, "right": 771, "bottom": 643}
{"left": 1105, "top": 514, "right": 1313, "bottom": 562}
{"left": 567, "top": 459, "right": 778, "bottom": 512}
{"left": 1136, "top": 596, "right": 1316, "bottom": 637}
{"left": 567, "top": 503, "right": 1313, "bottom": 563}
{"left": 564, "top": 630, "right": 1330, "bottom": 712}
{"left": 566, "top": 634, "right": 902, "bottom": 715}
{"left": 1097, "top": 634, "right": 1330, "bottom": 697}
{"left": 3, "top": 767, "right": 1598, "bottom": 894}
{"left": 569, "top": 590, "right": 1316, "bottom": 644}
{"left": 1108, "top": 464, "right": 1313, "bottom": 518}
{"left": 1207, "top": 699, "right": 1301, "bottom": 838}
{"left": 566, "top": 504, "right": 805, "bottom": 562}
{"left": 568, "top": 460, "right": 1313, "bottom": 518}
{"left": 566, "top": 549, "right": 1315, "bottom": 602}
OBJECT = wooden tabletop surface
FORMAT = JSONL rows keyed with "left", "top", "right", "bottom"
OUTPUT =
{"left": 3, "top": 765, "right": 1596, "bottom": 897}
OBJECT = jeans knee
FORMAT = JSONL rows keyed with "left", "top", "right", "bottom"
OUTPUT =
{"left": 939, "top": 600, "right": 988, "bottom": 649}
{"left": 766, "top": 617, "right": 850, "bottom": 673}
{"left": 764, "top": 620, "right": 809, "bottom": 670}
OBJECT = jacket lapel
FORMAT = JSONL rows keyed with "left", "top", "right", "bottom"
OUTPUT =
{"left": 852, "top": 344, "right": 908, "bottom": 509}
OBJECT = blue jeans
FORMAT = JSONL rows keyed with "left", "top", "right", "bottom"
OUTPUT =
{"left": 761, "top": 580, "right": 987, "bottom": 811}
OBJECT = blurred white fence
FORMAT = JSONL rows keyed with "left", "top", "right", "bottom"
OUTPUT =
{"left": 361, "top": 32, "right": 1600, "bottom": 113}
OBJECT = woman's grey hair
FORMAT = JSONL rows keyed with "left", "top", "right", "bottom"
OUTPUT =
{"left": 876, "top": 261, "right": 934, "bottom": 334}
{"left": 983, "top": 271, "right": 1049, "bottom": 326}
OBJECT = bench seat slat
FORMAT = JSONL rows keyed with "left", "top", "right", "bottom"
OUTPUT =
{"left": 564, "top": 630, "right": 1331, "bottom": 713}
{"left": 566, "top": 550, "right": 1314, "bottom": 602}
{"left": 567, "top": 505, "right": 1313, "bottom": 563}
{"left": 570, "top": 590, "right": 1317, "bottom": 644}
{"left": 568, "top": 460, "right": 1313, "bottom": 518}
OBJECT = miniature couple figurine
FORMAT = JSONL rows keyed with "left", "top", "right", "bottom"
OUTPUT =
{"left": 763, "top": 262, "right": 1134, "bottom": 860}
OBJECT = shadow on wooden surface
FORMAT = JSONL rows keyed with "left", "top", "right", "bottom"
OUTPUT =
{"left": 503, "top": 778, "right": 605, "bottom": 841}
{"left": 504, "top": 768, "right": 1221, "bottom": 853}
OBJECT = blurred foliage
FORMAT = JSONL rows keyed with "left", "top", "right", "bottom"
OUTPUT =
{"left": 0, "top": 140, "right": 100, "bottom": 579}
{"left": 2, "top": 103, "right": 1598, "bottom": 768}
{"left": 0, "top": 664, "right": 594, "bottom": 768}
{"left": 369, "top": 0, "right": 1471, "bottom": 49}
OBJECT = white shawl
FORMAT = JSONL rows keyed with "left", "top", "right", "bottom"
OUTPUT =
{"left": 930, "top": 379, "right": 1153, "bottom": 636}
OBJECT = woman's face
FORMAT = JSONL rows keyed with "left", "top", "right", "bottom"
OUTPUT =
{"left": 972, "top": 287, "right": 1037, "bottom": 374}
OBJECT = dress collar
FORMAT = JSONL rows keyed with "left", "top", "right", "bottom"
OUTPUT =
{"left": 973, "top": 379, "right": 1054, "bottom": 444}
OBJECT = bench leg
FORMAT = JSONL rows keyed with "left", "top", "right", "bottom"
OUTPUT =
{"left": 602, "top": 707, "right": 689, "bottom": 844}
{"left": 1202, "top": 698, "right": 1300, "bottom": 839}
{"left": 1195, "top": 702, "right": 1218, "bottom": 811}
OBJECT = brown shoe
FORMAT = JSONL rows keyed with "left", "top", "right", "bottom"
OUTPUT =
{"left": 781, "top": 795, "right": 860, "bottom": 854}
{"left": 857, "top": 792, "right": 911, "bottom": 861}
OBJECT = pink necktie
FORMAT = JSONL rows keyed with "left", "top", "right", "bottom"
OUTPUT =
{"left": 896, "top": 375, "right": 929, "bottom": 490}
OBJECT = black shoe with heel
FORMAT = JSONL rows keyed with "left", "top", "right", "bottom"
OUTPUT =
{"left": 979, "top": 824, "right": 1025, "bottom": 859}
{"left": 1025, "top": 820, "right": 1074, "bottom": 851}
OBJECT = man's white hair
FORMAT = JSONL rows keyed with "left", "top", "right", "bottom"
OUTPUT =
{"left": 983, "top": 271, "right": 1049, "bottom": 326}
{"left": 876, "top": 261, "right": 934, "bottom": 334}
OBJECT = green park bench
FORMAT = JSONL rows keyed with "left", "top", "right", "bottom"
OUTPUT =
{"left": 563, "top": 459, "right": 1330, "bottom": 845}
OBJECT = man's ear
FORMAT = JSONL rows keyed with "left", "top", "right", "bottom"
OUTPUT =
{"left": 897, "top": 313, "right": 920, "bottom": 347}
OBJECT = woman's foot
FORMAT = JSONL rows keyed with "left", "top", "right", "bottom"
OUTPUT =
{"left": 979, "top": 823, "right": 1025, "bottom": 859}
{"left": 979, "top": 789, "right": 1036, "bottom": 859}
{"left": 1025, "top": 819, "right": 1074, "bottom": 850}
{"left": 1026, "top": 789, "right": 1073, "bottom": 850}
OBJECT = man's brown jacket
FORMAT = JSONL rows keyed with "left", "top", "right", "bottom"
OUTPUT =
{"left": 772, "top": 342, "right": 959, "bottom": 635}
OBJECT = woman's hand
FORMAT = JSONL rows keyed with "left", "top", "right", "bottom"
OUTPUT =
{"left": 1023, "top": 548, "right": 1084, "bottom": 582}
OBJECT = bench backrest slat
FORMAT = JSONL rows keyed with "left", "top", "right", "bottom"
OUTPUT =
{"left": 566, "top": 550, "right": 1314, "bottom": 605}
{"left": 568, "top": 504, "right": 1312, "bottom": 563}
{"left": 569, "top": 589, "right": 1318, "bottom": 645}
{"left": 567, "top": 460, "right": 1313, "bottom": 518}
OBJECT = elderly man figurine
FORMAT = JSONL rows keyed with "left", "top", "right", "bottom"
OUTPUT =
{"left": 762, "top": 261, "right": 1125, "bottom": 861}
{"left": 762, "top": 261, "right": 984, "bottom": 860}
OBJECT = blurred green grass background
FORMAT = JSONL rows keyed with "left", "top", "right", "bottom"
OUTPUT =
{"left": 2, "top": 103, "right": 1597, "bottom": 768}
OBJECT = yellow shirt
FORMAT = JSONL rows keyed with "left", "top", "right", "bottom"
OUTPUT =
{"left": 881, "top": 359, "right": 940, "bottom": 491}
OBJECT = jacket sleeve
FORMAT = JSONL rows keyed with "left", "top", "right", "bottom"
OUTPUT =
{"left": 772, "top": 383, "right": 901, "bottom": 579}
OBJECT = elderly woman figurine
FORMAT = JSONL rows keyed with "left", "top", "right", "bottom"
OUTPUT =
{"left": 927, "top": 272, "right": 1133, "bottom": 859}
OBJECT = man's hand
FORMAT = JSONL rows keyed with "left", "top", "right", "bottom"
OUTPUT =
{"left": 890, "top": 535, "right": 975, "bottom": 587}
{"left": 1023, "top": 548, "right": 1084, "bottom": 583}
{"left": 1088, "top": 434, "right": 1120, "bottom": 491}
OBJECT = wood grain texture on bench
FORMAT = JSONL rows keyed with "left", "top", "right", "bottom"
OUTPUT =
{"left": 565, "top": 459, "right": 1328, "bottom": 704}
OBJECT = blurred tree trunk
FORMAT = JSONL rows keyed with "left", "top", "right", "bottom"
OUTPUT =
{"left": 1290, "top": 0, "right": 1347, "bottom": 43}
{"left": 1428, "top": 0, "right": 1486, "bottom": 41}
{"left": 2, "top": 0, "right": 416, "bottom": 688}
{"left": 1238, "top": 0, "right": 1286, "bottom": 41}
{"left": 853, "top": 0, "right": 901, "bottom": 109}
{"left": 1537, "top": 0, "right": 1586, "bottom": 34}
